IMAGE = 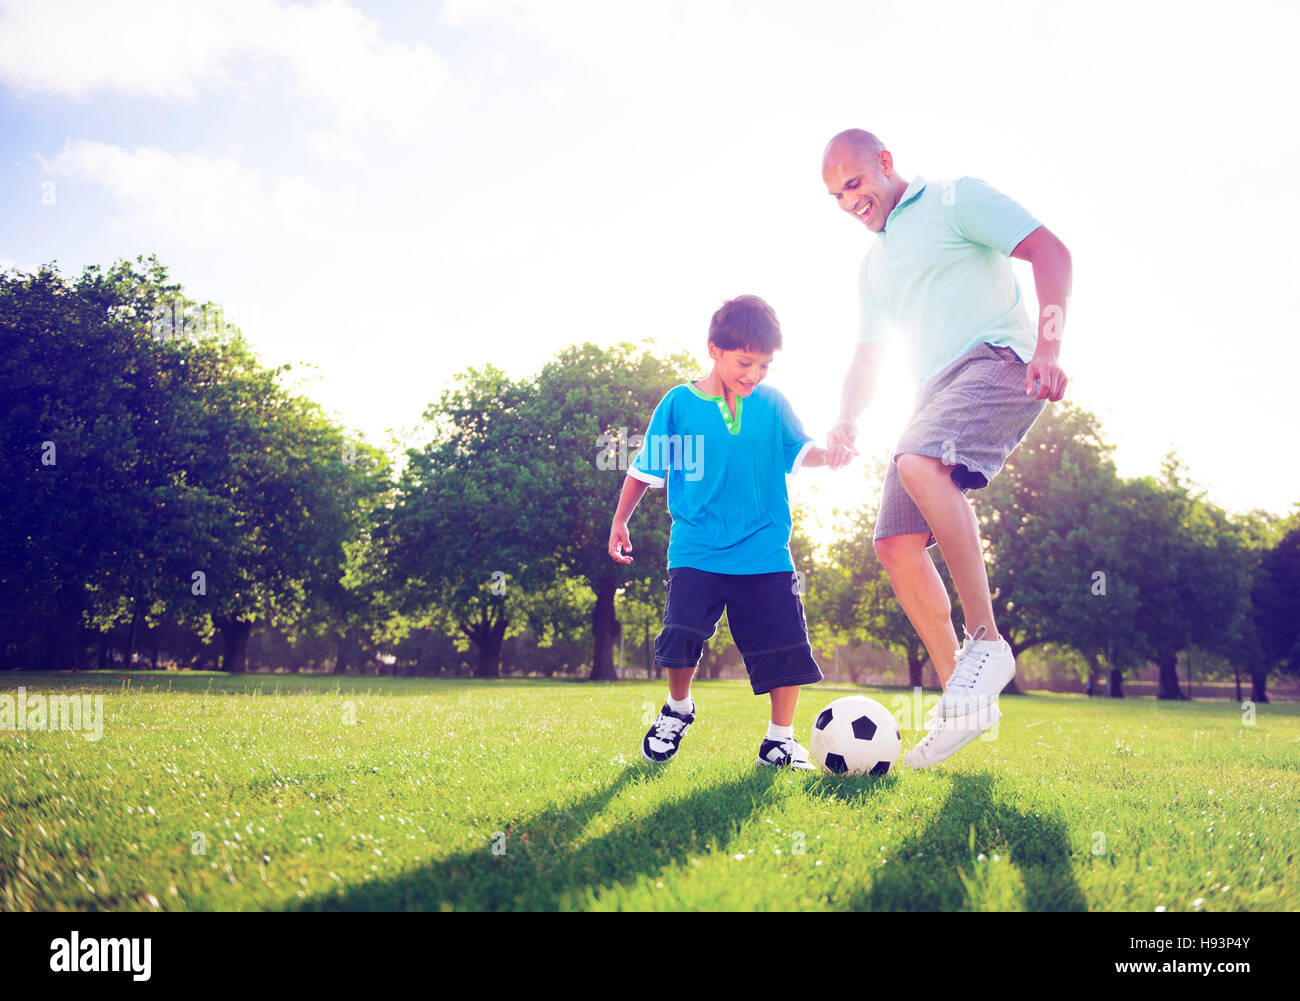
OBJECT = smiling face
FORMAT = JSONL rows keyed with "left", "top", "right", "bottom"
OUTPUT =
{"left": 707, "top": 342, "right": 773, "bottom": 398}
{"left": 822, "top": 134, "right": 904, "bottom": 233}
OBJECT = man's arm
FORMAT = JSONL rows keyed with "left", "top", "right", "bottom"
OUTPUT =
{"left": 608, "top": 474, "right": 651, "bottom": 563}
{"left": 1010, "top": 225, "right": 1072, "bottom": 402}
{"left": 827, "top": 340, "right": 885, "bottom": 461}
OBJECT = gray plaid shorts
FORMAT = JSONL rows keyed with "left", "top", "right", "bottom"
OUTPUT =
{"left": 875, "top": 341, "right": 1047, "bottom": 548}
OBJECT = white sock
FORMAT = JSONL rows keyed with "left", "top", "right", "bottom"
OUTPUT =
{"left": 667, "top": 694, "right": 694, "bottom": 714}
{"left": 767, "top": 722, "right": 793, "bottom": 740}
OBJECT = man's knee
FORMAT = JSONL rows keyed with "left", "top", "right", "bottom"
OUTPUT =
{"left": 873, "top": 532, "right": 930, "bottom": 572}
{"left": 896, "top": 453, "right": 949, "bottom": 495}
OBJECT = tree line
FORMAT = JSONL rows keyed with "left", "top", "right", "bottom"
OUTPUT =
{"left": 3, "top": 259, "right": 1297, "bottom": 700}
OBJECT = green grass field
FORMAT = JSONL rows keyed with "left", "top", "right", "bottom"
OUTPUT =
{"left": 2, "top": 672, "right": 1297, "bottom": 912}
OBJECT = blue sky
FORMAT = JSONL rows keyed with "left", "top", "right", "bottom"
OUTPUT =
{"left": 3, "top": 0, "right": 1298, "bottom": 528}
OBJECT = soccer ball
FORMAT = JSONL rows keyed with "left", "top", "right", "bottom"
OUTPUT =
{"left": 810, "top": 696, "right": 901, "bottom": 776}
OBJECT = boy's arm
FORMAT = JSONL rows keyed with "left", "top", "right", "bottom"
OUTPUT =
{"left": 608, "top": 474, "right": 651, "bottom": 564}
{"left": 799, "top": 444, "right": 854, "bottom": 470}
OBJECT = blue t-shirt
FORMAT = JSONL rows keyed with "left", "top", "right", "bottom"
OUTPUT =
{"left": 629, "top": 382, "right": 813, "bottom": 574}
{"left": 859, "top": 175, "right": 1042, "bottom": 385}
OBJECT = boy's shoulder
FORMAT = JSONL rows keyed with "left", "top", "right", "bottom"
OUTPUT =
{"left": 751, "top": 382, "right": 794, "bottom": 411}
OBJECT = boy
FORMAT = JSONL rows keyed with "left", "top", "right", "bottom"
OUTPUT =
{"left": 606, "top": 295, "right": 850, "bottom": 770}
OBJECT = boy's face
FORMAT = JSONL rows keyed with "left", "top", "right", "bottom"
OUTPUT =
{"left": 707, "top": 343, "right": 774, "bottom": 397}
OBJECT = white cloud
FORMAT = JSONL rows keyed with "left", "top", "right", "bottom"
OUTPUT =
{"left": 39, "top": 139, "right": 329, "bottom": 250}
{"left": 306, "top": 129, "right": 363, "bottom": 164}
{"left": 0, "top": 0, "right": 450, "bottom": 139}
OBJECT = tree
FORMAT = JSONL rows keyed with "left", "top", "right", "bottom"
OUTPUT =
{"left": 1108, "top": 459, "right": 1246, "bottom": 699}
{"left": 1, "top": 257, "right": 384, "bottom": 673}
{"left": 384, "top": 366, "right": 545, "bottom": 677}
{"left": 522, "top": 342, "right": 696, "bottom": 680}
{"left": 978, "top": 402, "right": 1137, "bottom": 693}
{"left": 1252, "top": 520, "right": 1300, "bottom": 702}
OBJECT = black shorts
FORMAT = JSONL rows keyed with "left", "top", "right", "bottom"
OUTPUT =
{"left": 653, "top": 567, "right": 824, "bottom": 696}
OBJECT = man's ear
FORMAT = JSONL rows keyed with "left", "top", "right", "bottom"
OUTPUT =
{"left": 879, "top": 150, "right": 894, "bottom": 176}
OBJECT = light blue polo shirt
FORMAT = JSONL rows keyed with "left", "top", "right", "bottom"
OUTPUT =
{"left": 629, "top": 382, "right": 813, "bottom": 575}
{"left": 858, "top": 176, "right": 1042, "bottom": 384}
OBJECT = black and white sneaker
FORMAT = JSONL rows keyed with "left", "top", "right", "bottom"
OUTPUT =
{"left": 757, "top": 736, "right": 818, "bottom": 771}
{"left": 642, "top": 703, "right": 695, "bottom": 763}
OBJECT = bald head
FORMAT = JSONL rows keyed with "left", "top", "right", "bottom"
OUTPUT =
{"left": 821, "top": 129, "right": 907, "bottom": 233}
{"left": 823, "top": 129, "right": 886, "bottom": 169}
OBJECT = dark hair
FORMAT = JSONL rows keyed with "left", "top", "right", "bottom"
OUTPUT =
{"left": 707, "top": 294, "right": 782, "bottom": 354}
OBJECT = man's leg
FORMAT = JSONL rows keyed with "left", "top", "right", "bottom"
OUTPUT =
{"left": 894, "top": 454, "right": 999, "bottom": 644}
{"left": 873, "top": 532, "right": 962, "bottom": 685}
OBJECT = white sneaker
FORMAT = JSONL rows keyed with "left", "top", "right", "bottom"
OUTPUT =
{"left": 903, "top": 703, "right": 1002, "bottom": 769}
{"left": 935, "top": 625, "right": 1015, "bottom": 719}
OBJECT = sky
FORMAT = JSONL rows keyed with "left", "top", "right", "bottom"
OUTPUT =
{"left": 3, "top": 0, "right": 1298, "bottom": 532}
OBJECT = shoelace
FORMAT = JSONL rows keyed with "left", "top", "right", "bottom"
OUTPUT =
{"left": 778, "top": 737, "right": 811, "bottom": 764}
{"left": 946, "top": 624, "right": 991, "bottom": 692}
{"left": 915, "top": 713, "right": 963, "bottom": 751}
{"left": 653, "top": 714, "right": 686, "bottom": 741}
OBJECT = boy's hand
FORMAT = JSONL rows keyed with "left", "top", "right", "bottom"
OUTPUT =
{"left": 608, "top": 520, "right": 634, "bottom": 564}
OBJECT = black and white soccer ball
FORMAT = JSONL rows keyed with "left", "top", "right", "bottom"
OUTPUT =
{"left": 810, "top": 696, "right": 902, "bottom": 776}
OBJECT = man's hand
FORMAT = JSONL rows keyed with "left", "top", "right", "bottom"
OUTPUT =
{"left": 1025, "top": 349, "right": 1067, "bottom": 402}
{"left": 1011, "top": 226, "right": 1072, "bottom": 404}
{"left": 828, "top": 419, "right": 860, "bottom": 454}
{"left": 608, "top": 520, "right": 634, "bottom": 564}
{"left": 824, "top": 442, "right": 856, "bottom": 470}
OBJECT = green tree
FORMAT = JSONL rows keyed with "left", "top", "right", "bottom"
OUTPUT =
{"left": 523, "top": 342, "right": 696, "bottom": 680}
{"left": 1, "top": 257, "right": 383, "bottom": 673}
{"left": 384, "top": 366, "right": 544, "bottom": 677}
{"left": 978, "top": 402, "right": 1138, "bottom": 694}
{"left": 1251, "top": 520, "right": 1300, "bottom": 702}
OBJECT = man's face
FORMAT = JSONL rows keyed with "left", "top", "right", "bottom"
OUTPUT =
{"left": 708, "top": 344, "right": 773, "bottom": 397}
{"left": 823, "top": 146, "right": 897, "bottom": 233}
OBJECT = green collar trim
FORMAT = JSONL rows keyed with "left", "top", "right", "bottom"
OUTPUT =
{"left": 685, "top": 381, "right": 742, "bottom": 435}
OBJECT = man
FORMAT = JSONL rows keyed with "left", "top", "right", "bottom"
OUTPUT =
{"left": 821, "top": 129, "right": 1072, "bottom": 768}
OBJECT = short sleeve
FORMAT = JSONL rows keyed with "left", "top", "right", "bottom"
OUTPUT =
{"left": 630, "top": 390, "right": 673, "bottom": 487}
{"left": 776, "top": 391, "right": 814, "bottom": 475}
{"left": 951, "top": 176, "right": 1041, "bottom": 256}
{"left": 858, "top": 254, "right": 889, "bottom": 344}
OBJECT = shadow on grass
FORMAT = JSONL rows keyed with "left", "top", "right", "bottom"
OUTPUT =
{"left": 291, "top": 761, "right": 893, "bottom": 911}
{"left": 850, "top": 772, "right": 1087, "bottom": 911}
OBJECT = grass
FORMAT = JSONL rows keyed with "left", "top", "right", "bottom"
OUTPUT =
{"left": 1, "top": 672, "right": 1297, "bottom": 911}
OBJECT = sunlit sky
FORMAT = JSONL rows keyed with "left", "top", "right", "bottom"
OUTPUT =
{"left": 4, "top": 0, "right": 1298, "bottom": 533}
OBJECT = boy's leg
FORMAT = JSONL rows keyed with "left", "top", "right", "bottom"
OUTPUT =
{"left": 768, "top": 685, "right": 799, "bottom": 727}
{"left": 725, "top": 572, "right": 822, "bottom": 770}
{"left": 667, "top": 666, "right": 696, "bottom": 703}
{"left": 642, "top": 569, "right": 725, "bottom": 763}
